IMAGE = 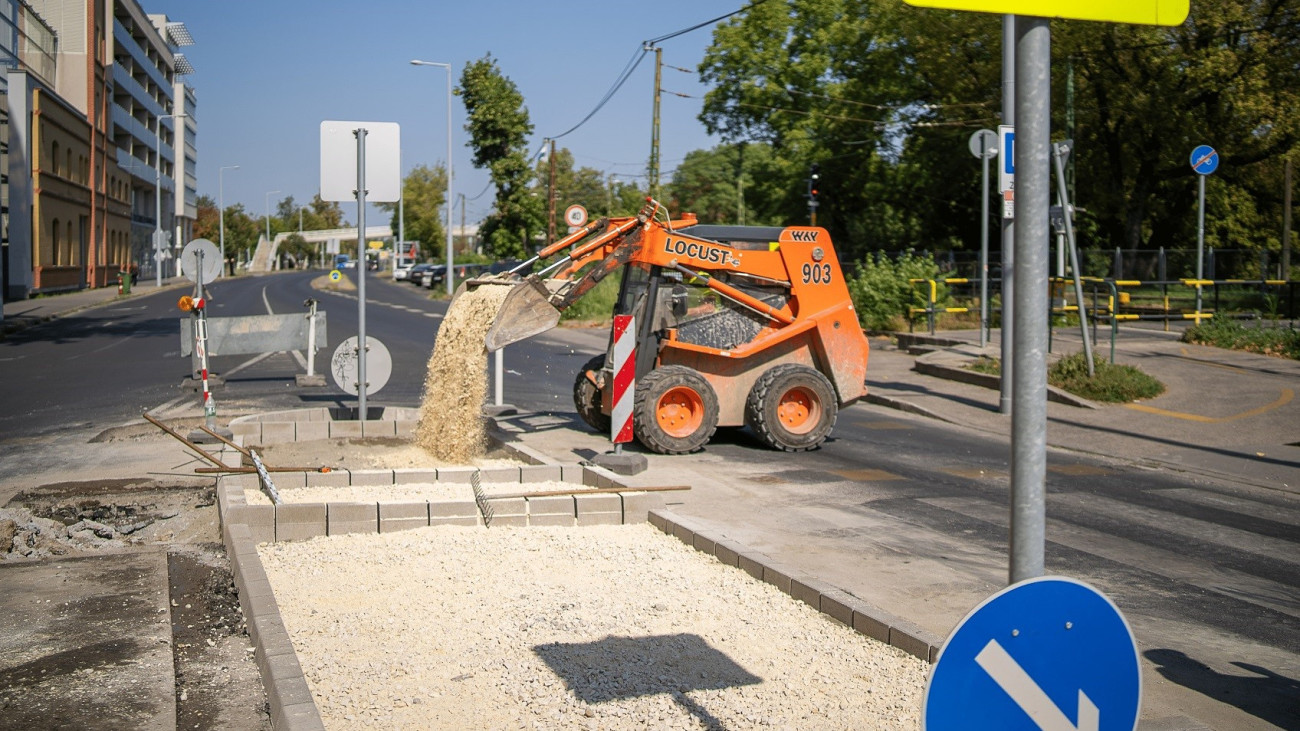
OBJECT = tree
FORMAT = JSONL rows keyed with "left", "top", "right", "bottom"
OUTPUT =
{"left": 533, "top": 147, "right": 615, "bottom": 236}
{"left": 194, "top": 195, "right": 219, "bottom": 242}
{"left": 377, "top": 164, "right": 447, "bottom": 259}
{"left": 460, "top": 54, "right": 544, "bottom": 258}
{"left": 664, "top": 143, "right": 786, "bottom": 225}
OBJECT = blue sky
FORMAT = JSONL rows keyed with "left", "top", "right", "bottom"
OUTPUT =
{"left": 148, "top": 0, "right": 741, "bottom": 226}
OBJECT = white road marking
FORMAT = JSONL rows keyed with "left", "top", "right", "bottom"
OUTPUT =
{"left": 975, "top": 639, "right": 1098, "bottom": 731}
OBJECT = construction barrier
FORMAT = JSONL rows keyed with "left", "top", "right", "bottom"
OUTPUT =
{"left": 611, "top": 314, "right": 635, "bottom": 445}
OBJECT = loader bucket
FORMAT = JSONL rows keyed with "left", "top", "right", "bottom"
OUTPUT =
{"left": 476, "top": 275, "right": 563, "bottom": 352}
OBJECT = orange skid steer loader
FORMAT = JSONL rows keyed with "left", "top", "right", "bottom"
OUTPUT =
{"left": 466, "top": 200, "right": 870, "bottom": 454}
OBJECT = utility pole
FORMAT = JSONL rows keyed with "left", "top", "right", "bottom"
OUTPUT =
{"left": 648, "top": 45, "right": 662, "bottom": 200}
{"left": 807, "top": 163, "right": 821, "bottom": 226}
{"left": 547, "top": 138, "right": 557, "bottom": 245}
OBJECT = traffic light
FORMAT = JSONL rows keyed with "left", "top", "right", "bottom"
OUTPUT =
{"left": 808, "top": 163, "right": 821, "bottom": 200}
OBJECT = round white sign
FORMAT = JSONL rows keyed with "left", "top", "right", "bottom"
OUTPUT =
{"left": 181, "top": 238, "right": 223, "bottom": 285}
{"left": 564, "top": 205, "right": 588, "bottom": 228}
{"left": 330, "top": 336, "right": 392, "bottom": 396}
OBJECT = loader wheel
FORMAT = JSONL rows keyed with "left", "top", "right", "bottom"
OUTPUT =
{"left": 745, "top": 364, "right": 838, "bottom": 452}
{"left": 572, "top": 355, "right": 610, "bottom": 433}
{"left": 633, "top": 366, "right": 719, "bottom": 454}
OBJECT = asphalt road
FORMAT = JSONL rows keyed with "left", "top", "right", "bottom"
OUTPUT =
{"left": 1, "top": 269, "right": 1296, "bottom": 729}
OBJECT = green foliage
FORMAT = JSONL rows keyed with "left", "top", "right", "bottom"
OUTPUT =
{"left": 1183, "top": 318, "right": 1300, "bottom": 360}
{"left": 559, "top": 269, "right": 622, "bottom": 323}
{"left": 459, "top": 55, "right": 543, "bottom": 259}
{"left": 1048, "top": 353, "right": 1166, "bottom": 403}
{"left": 845, "top": 251, "right": 946, "bottom": 331}
{"left": 533, "top": 147, "right": 615, "bottom": 231}
{"left": 663, "top": 143, "right": 784, "bottom": 225}
{"left": 378, "top": 164, "right": 447, "bottom": 252}
{"left": 695, "top": 0, "right": 1300, "bottom": 261}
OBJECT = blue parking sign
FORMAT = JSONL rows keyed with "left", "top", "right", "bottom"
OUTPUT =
{"left": 924, "top": 576, "right": 1141, "bottom": 731}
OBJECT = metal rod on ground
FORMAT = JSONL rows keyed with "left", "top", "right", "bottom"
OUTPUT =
{"left": 355, "top": 128, "right": 369, "bottom": 420}
{"left": 1052, "top": 140, "right": 1094, "bottom": 376}
{"left": 1010, "top": 14, "right": 1050, "bottom": 585}
{"left": 198, "top": 425, "right": 251, "bottom": 458}
{"left": 142, "top": 412, "right": 226, "bottom": 468}
{"left": 194, "top": 466, "right": 334, "bottom": 474}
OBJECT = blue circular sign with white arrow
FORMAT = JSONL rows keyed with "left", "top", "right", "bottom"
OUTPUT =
{"left": 924, "top": 576, "right": 1141, "bottom": 731}
{"left": 1190, "top": 145, "right": 1219, "bottom": 175}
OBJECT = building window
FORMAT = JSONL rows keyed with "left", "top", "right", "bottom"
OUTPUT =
{"left": 52, "top": 219, "right": 60, "bottom": 265}
{"left": 51, "top": 141, "right": 59, "bottom": 176}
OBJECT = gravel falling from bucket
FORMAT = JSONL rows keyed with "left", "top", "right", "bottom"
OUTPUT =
{"left": 415, "top": 284, "right": 513, "bottom": 462}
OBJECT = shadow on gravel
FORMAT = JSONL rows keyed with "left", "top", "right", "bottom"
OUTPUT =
{"left": 1145, "top": 648, "right": 1300, "bottom": 730}
{"left": 534, "top": 633, "right": 760, "bottom": 729}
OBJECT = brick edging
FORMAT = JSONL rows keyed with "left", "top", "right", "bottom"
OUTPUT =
{"left": 647, "top": 508, "right": 945, "bottom": 664}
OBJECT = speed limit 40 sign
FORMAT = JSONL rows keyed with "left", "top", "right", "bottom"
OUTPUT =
{"left": 564, "top": 205, "right": 588, "bottom": 228}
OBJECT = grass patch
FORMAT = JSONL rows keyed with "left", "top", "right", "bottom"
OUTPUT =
{"left": 559, "top": 269, "right": 621, "bottom": 322}
{"left": 1182, "top": 318, "right": 1300, "bottom": 360}
{"left": 964, "top": 353, "right": 1165, "bottom": 403}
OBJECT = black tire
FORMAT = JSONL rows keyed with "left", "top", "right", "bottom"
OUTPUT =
{"left": 745, "top": 364, "right": 838, "bottom": 452}
{"left": 633, "top": 366, "right": 719, "bottom": 454}
{"left": 572, "top": 355, "right": 610, "bottom": 433}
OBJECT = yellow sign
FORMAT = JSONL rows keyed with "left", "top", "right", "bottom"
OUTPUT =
{"left": 901, "top": 0, "right": 1188, "bottom": 25}
{"left": 367, "top": 240, "right": 383, "bottom": 250}
{"left": 329, "top": 269, "right": 342, "bottom": 282}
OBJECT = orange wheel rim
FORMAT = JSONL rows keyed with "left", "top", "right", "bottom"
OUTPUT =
{"left": 777, "top": 387, "right": 819, "bottom": 434}
{"left": 656, "top": 386, "right": 704, "bottom": 438}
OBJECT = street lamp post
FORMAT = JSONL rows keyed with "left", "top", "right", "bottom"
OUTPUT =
{"left": 155, "top": 112, "right": 186, "bottom": 287}
{"left": 265, "top": 190, "right": 281, "bottom": 268}
{"left": 410, "top": 59, "right": 455, "bottom": 296}
{"left": 219, "top": 165, "right": 239, "bottom": 277}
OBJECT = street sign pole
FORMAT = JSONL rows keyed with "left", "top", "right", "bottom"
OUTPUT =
{"left": 969, "top": 129, "right": 998, "bottom": 348}
{"left": 1010, "top": 15, "right": 1050, "bottom": 585}
{"left": 999, "top": 16, "right": 1015, "bottom": 416}
{"left": 1197, "top": 174, "right": 1206, "bottom": 313}
{"left": 355, "top": 128, "right": 369, "bottom": 421}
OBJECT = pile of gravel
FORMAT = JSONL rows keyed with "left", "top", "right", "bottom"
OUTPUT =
{"left": 243, "top": 480, "right": 578, "bottom": 506}
{"left": 0, "top": 506, "right": 158, "bottom": 560}
{"left": 259, "top": 523, "right": 928, "bottom": 729}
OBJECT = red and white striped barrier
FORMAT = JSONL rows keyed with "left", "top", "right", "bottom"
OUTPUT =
{"left": 611, "top": 314, "right": 635, "bottom": 444}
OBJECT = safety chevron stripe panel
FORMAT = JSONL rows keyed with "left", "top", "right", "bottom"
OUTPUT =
{"left": 611, "top": 314, "right": 635, "bottom": 444}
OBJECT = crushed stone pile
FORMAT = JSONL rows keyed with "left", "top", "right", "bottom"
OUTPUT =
{"left": 0, "top": 506, "right": 169, "bottom": 560}
{"left": 415, "top": 284, "right": 513, "bottom": 462}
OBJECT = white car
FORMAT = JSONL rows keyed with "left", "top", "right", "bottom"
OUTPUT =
{"left": 393, "top": 263, "right": 414, "bottom": 281}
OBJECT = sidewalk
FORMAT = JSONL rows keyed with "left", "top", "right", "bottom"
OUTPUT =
{"left": 1, "top": 276, "right": 191, "bottom": 338}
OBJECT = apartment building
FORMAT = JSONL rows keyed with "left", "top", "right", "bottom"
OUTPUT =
{"left": 3, "top": 0, "right": 194, "bottom": 298}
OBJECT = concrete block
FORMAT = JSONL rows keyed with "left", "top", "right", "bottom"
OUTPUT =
{"left": 691, "top": 532, "right": 718, "bottom": 557}
{"left": 671, "top": 520, "right": 695, "bottom": 546}
{"left": 230, "top": 422, "right": 261, "bottom": 442}
{"left": 477, "top": 466, "right": 520, "bottom": 483}
{"left": 528, "top": 513, "right": 576, "bottom": 527}
{"left": 761, "top": 563, "right": 795, "bottom": 595}
{"left": 527, "top": 495, "right": 575, "bottom": 518}
{"left": 328, "top": 421, "right": 363, "bottom": 439}
{"left": 275, "top": 503, "right": 327, "bottom": 542}
{"left": 294, "top": 421, "right": 329, "bottom": 442}
{"left": 393, "top": 468, "right": 438, "bottom": 484}
{"left": 361, "top": 420, "right": 397, "bottom": 438}
{"left": 220, "top": 448, "right": 243, "bottom": 468}
{"left": 574, "top": 493, "right": 621, "bottom": 514}
{"left": 350, "top": 469, "right": 394, "bottom": 486}
{"left": 486, "top": 497, "right": 526, "bottom": 522}
{"left": 520, "top": 465, "right": 563, "bottom": 483}
{"left": 820, "top": 589, "right": 855, "bottom": 627}
{"left": 488, "top": 514, "right": 528, "bottom": 527}
{"left": 581, "top": 467, "right": 603, "bottom": 488}
{"left": 437, "top": 468, "right": 476, "bottom": 484}
{"left": 575, "top": 512, "right": 623, "bottom": 526}
{"left": 560, "top": 464, "right": 585, "bottom": 484}
{"left": 268, "top": 471, "right": 308, "bottom": 489}
{"left": 305, "top": 469, "right": 349, "bottom": 487}
{"left": 889, "top": 619, "right": 941, "bottom": 663}
{"left": 225, "top": 504, "right": 274, "bottom": 544}
{"left": 395, "top": 420, "right": 415, "bottom": 439}
{"left": 248, "top": 613, "right": 291, "bottom": 654}
{"left": 791, "top": 575, "right": 839, "bottom": 610}
{"left": 260, "top": 422, "right": 296, "bottom": 444}
{"left": 273, "top": 700, "right": 325, "bottom": 731}
{"left": 737, "top": 551, "right": 767, "bottom": 581}
{"left": 712, "top": 540, "right": 743, "bottom": 568}
{"left": 621, "top": 492, "right": 666, "bottom": 524}
{"left": 379, "top": 502, "right": 429, "bottom": 533}
{"left": 589, "top": 452, "right": 647, "bottom": 475}
{"left": 852, "top": 607, "right": 891, "bottom": 645}
{"left": 646, "top": 510, "right": 669, "bottom": 532}
{"left": 328, "top": 502, "right": 378, "bottom": 535}
{"left": 429, "top": 500, "right": 478, "bottom": 520}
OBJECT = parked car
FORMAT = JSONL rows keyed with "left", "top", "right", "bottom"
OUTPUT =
{"left": 406, "top": 263, "right": 435, "bottom": 284}
{"left": 393, "top": 263, "right": 415, "bottom": 281}
{"left": 424, "top": 263, "right": 488, "bottom": 289}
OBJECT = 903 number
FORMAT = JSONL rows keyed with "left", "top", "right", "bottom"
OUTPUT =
{"left": 801, "top": 262, "right": 832, "bottom": 285}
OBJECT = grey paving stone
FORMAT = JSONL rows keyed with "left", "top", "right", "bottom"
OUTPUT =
{"left": 327, "top": 502, "right": 379, "bottom": 535}
{"left": 275, "top": 503, "right": 327, "bottom": 542}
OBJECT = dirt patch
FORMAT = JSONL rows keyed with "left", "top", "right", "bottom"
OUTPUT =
{"left": 415, "top": 284, "right": 512, "bottom": 462}
{"left": 3, "top": 482, "right": 271, "bottom": 730}
{"left": 249, "top": 436, "right": 524, "bottom": 471}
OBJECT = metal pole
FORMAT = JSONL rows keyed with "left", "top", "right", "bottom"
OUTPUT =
{"left": 494, "top": 350, "right": 504, "bottom": 406}
{"left": 1053, "top": 141, "right": 1094, "bottom": 377}
{"left": 1000, "top": 15, "right": 1016, "bottom": 415}
{"left": 355, "top": 128, "right": 369, "bottom": 420}
{"left": 980, "top": 135, "right": 991, "bottom": 348}
{"left": 305, "top": 300, "right": 318, "bottom": 378}
{"left": 1197, "top": 174, "right": 1206, "bottom": 314}
{"left": 649, "top": 46, "right": 662, "bottom": 200}
{"left": 445, "top": 63, "right": 454, "bottom": 297}
{"left": 1010, "top": 15, "right": 1049, "bottom": 585}
{"left": 547, "top": 138, "right": 557, "bottom": 244}
{"left": 396, "top": 193, "right": 404, "bottom": 280}
{"left": 1284, "top": 158, "right": 1293, "bottom": 282}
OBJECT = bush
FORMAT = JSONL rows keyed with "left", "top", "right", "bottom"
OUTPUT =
{"left": 560, "top": 269, "right": 622, "bottom": 322}
{"left": 1183, "top": 318, "right": 1300, "bottom": 360}
{"left": 1048, "top": 353, "right": 1165, "bottom": 403}
{"left": 846, "top": 251, "right": 948, "bottom": 331}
